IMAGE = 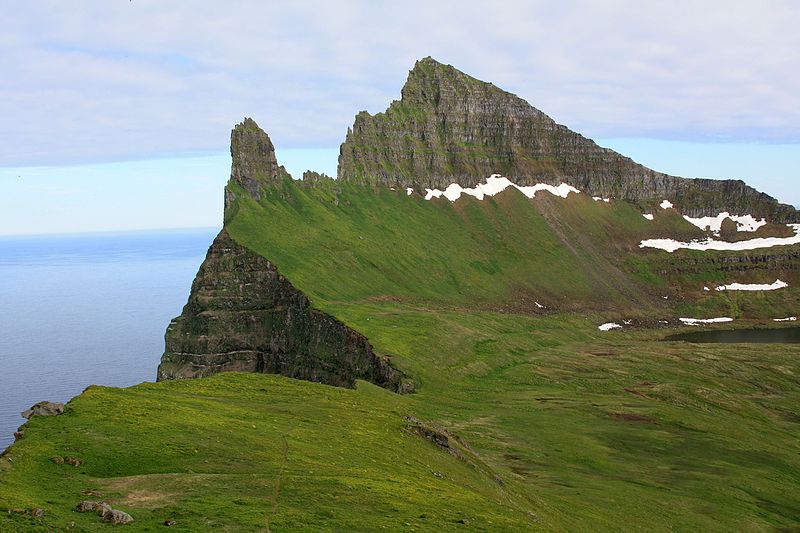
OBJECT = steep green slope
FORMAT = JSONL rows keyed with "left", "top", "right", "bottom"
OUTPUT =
{"left": 226, "top": 178, "right": 688, "bottom": 315}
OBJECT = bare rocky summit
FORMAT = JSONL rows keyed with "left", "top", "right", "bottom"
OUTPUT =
{"left": 338, "top": 57, "right": 797, "bottom": 221}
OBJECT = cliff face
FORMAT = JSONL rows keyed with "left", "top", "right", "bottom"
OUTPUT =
{"left": 158, "top": 230, "right": 407, "bottom": 392}
{"left": 338, "top": 57, "right": 797, "bottom": 221}
{"left": 160, "top": 118, "right": 408, "bottom": 392}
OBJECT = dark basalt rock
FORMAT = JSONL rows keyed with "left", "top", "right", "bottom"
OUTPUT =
{"left": 158, "top": 230, "right": 409, "bottom": 392}
{"left": 338, "top": 57, "right": 797, "bottom": 222}
{"left": 656, "top": 248, "right": 800, "bottom": 275}
{"left": 226, "top": 117, "right": 291, "bottom": 208}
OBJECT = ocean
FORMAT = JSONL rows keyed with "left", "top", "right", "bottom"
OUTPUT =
{"left": 0, "top": 227, "right": 218, "bottom": 451}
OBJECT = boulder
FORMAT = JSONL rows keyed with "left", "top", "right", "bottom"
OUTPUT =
{"left": 64, "top": 456, "right": 84, "bottom": 467}
{"left": 102, "top": 508, "right": 134, "bottom": 525}
{"left": 76, "top": 500, "right": 100, "bottom": 513}
{"left": 21, "top": 401, "right": 64, "bottom": 419}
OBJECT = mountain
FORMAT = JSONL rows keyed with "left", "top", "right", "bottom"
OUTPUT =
{"left": 3, "top": 59, "right": 799, "bottom": 532}
{"left": 339, "top": 57, "right": 797, "bottom": 221}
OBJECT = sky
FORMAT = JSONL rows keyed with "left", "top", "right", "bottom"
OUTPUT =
{"left": 0, "top": 1, "right": 798, "bottom": 235}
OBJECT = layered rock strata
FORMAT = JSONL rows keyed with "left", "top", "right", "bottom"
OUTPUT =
{"left": 161, "top": 118, "right": 406, "bottom": 391}
{"left": 158, "top": 230, "right": 406, "bottom": 391}
{"left": 338, "top": 57, "right": 797, "bottom": 221}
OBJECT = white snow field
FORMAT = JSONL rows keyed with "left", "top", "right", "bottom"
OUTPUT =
{"left": 423, "top": 175, "right": 580, "bottom": 202}
{"left": 598, "top": 322, "right": 622, "bottom": 331}
{"left": 774, "top": 317, "right": 797, "bottom": 322}
{"left": 682, "top": 212, "right": 767, "bottom": 233}
{"left": 714, "top": 280, "right": 788, "bottom": 291}
{"left": 640, "top": 224, "right": 800, "bottom": 253}
{"left": 679, "top": 317, "right": 734, "bottom": 325}
{"left": 660, "top": 200, "right": 674, "bottom": 209}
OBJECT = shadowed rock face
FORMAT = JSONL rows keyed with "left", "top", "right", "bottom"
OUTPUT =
{"left": 338, "top": 57, "right": 797, "bottom": 221}
{"left": 158, "top": 230, "right": 408, "bottom": 392}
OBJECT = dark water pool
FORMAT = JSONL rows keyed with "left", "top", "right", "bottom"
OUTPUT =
{"left": 665, "top": 327, "right": 800, "bottom": 343}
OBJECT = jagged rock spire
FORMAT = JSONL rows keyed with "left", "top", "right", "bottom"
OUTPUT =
{"left": 229, "top": 117, "right": 290, "bottom": 202}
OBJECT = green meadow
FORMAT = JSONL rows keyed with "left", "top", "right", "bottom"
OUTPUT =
{"left": 2, "top": 181, "right": 799, "bottom": 531}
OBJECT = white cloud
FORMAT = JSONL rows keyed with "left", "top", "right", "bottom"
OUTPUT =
{"left": 0, "top": 1, "right": 798, "bottom": 167}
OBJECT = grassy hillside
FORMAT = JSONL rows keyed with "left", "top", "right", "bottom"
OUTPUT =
{"left": 226, "top": 179, "right": 697, "bottom": 315}
{"left": 3, "top": 180, "right": 799, "bottom": 531}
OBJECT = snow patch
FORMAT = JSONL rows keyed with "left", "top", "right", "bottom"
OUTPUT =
{"left": 643, "top": 213, "right": 654, "bottom": 221}
{"left": 660, "top": 200, "right": 674, "bottom": 209}
{"left": 714, "top": 279, "right": 788, "bottom": 292}
{"left": 683, "top": 212, "right": 767, "bottom": 233}
{"left": 406, "top": 188, "right": 413, "bottom": 196}
{"left": 423, "top": 175, "right": 580, "bottom": 202}
{"left": 640, "top": 224, "right": 800, "bottom": 252}
{"left": 535, "top": 301, "right": 544, "bottom": 309}
{"left": 774, "top": 317, "right": 797, "bottom": 322}
{"left": 593, "top": 196, "right": 611, "bottom": 203}
{"left": 679, "top": 317, "right": 734, "bottom": 326}
{"left": 598, "top": 322, "right": 622, "bottom": 331}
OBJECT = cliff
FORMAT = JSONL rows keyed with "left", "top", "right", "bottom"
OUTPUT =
{"left": 158, "top": 230, "right": 407, "bottom": 391}
{"left": 338, "top": 57, "right": 797, "bottom": 221}
{"left": 160, "top": 119, "right": 408, "bottom": 392}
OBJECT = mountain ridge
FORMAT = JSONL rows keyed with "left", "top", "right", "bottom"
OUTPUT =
{"left": 338, "top": 57, "right": 797, "bottom": 221}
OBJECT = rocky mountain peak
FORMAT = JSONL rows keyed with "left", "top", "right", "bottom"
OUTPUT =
{"left": 337, "top": 58, "right": 797, "bottom": 222}
{"left": 229, "top": 117, "right": 290, "bottom": 202}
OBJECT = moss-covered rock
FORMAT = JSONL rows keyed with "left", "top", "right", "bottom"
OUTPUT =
{"left": 226, "top": 117, "right": 291, "bottom": 207}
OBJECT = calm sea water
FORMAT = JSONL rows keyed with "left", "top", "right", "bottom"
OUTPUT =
{"left": 0, "top": 227, "right": 218, "bottom": 451}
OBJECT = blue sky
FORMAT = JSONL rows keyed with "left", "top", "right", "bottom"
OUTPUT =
{"left": 0, "top": 1, "right": 798, "bottom": 235}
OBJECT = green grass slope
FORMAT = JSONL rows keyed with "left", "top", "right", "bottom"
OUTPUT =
{"left": 226, "top": 179, "right": 695, "bottom": 315}
{"left": 2, "top": 181, "right": 799, "bottom": 531}
{"left": 1, "top": 374, "right": 532, "bottom": 532}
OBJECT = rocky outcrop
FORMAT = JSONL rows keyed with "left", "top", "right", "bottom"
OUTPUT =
{"left": 225, "top": 117, "right": 291, "bottom": 209}
{"left": 76, "top": 501, "right": 134, "bottom": 525}
{"left": 302, "top": 170, "right": 334, "bottom": 183}
{"left": 338, "top": 57, "right": 797, "bottom": 222}
{"left": 656, "top": 248, "right": 800, "bottom": 275}
{"left": 158, "top": 230, "right": 408, "bottom": 392}
{"left": 21, "top": 401, "right": 64, "bottom": 419}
